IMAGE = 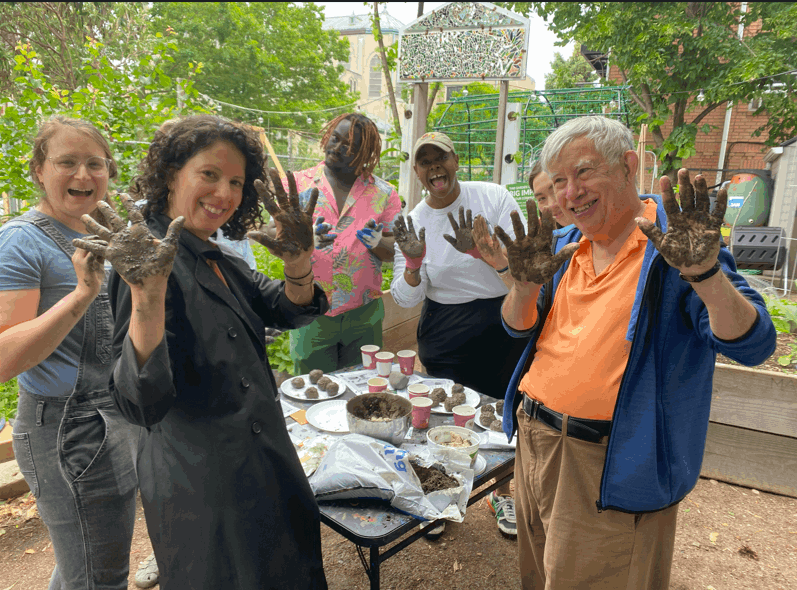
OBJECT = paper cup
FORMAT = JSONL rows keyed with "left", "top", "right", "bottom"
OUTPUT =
{"left": 368, "top": 377, "right": 388, "bottom": 393}
{"left": 396, "top": 350, "right": 417, "bottom": 375}
{"left": 411, "top": 397, "right": 433, "bottom": 429}
{"left": 361, "top": 345, "right": 380, "bottom": 369}
{"left": 453, "top": 405, "right": 477, "bottom": 429}
{"left": 407, "top": 383, "right": 430, "bottom": 399}
{"left": 375, "top": 352, "right": 395, "bottom": 377}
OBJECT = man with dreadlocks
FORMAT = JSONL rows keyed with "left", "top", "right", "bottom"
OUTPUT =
{"left": 278, "top": 113, "right": 401, "bottom": 374}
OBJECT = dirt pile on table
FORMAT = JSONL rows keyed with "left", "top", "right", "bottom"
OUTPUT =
{"left": 410, "top": 462, "right": 459, "bottom": 494}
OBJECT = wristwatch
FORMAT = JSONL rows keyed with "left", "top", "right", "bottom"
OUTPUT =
{"left": 679, "top": 261, "right": 721, "bottom": 283}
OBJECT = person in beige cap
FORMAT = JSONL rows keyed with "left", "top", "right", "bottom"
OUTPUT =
{"left": 390, "top": 131, "right": 526, "bottom": 538}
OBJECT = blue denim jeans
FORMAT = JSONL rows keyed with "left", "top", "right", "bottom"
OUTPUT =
{"left": 13, "top": 389, "right": 140, "bottom": 589}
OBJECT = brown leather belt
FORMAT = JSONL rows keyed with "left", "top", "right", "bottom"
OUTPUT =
{"left": 522, "top": 394, "right": 612, "bottom": 444}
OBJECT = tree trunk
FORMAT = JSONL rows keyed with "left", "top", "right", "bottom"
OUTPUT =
{"left": 373, "top": 2, "right": 402, "bottom": 138}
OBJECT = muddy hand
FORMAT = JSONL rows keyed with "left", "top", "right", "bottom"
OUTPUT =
{"left": 443, "top": 206, "right": 481, "bottom": 259}
{"left": 393, "top": 214, "right": 426, "bottom": 269}
{"left": 248, "top": 170, "right": 317, "bottom": 263}
{"left": 494, "top": 198, "right": 579, "bottom": 285}
{"left": 71, "top": 237, "right": 107, "bottom": 297}
{"left": 314, "top": 216, "right": 336, "bottom": 250}
{"left": 73, "top": 194, "right": 184, "bottom": 287}
{"left": 472, "top": 215, "right": 507, "bottom": 270}
{"left": 637, "top": 169, "right": 726, "bottom": 275}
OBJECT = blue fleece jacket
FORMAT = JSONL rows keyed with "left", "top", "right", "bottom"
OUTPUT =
{"left": 502, "top": 195, "right": 776, "bottom": 513}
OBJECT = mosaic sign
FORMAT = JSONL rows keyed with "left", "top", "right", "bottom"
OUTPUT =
{"left": 399, "top": 2, "right": 529, "bottom": 82}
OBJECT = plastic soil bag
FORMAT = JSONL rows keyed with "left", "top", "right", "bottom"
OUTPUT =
{"left": 309, "top": 434, "right": 474, "bottom": 522}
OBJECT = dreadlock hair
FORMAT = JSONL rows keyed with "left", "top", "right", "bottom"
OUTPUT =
{"left": 319, "top": 113, "right": 381, "bottom": 178}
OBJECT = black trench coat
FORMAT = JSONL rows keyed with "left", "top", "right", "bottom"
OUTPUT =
{"left": 109, "top": 214, "right": 329, "bottom": 590}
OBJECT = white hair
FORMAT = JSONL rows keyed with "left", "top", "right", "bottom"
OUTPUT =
{"left": 540, "top": 116, "right": 635, "bottom": 174}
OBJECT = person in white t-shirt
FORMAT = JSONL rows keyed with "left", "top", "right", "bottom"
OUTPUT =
{"left": 391, "top": 131, "right": 526, "bottom": 538}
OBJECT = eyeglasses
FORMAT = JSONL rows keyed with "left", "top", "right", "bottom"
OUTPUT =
{"left": 47, "top": 155, "right": 111, "bottom": 177}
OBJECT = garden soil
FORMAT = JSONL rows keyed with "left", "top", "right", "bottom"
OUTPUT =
{"left": 1, "top": 478, "right": 795, "bottom": 590}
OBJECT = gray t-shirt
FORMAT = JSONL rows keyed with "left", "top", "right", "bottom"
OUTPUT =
{"left": 0, "top": 213, "right": 89, "bottom": 396}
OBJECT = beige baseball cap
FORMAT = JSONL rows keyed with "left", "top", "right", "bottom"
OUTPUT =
{"left": 413, "top": 132, "right": 456, "bottom": 162}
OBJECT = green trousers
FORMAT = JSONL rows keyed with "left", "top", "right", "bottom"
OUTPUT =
{"left": 290, "top": 299, "right": 384, "bottom": 374}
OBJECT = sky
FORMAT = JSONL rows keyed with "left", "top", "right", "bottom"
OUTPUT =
{"left": 319, "top": 2, "right": 575, "bottom": 91}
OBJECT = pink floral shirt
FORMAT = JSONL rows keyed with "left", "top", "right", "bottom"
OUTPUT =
{"left": 284, "top": 162, "right": 402, "bottom": 317}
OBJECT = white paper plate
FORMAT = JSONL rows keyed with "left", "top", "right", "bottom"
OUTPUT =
{"left": 475, "top": 402, "right": 504, "bottom": 430}
{"left": 423, "top": 383, "right": 481, "bottom": 414}
{"left": 305, "top": 400, "right": 349, "bottom": 434}
{"left": 280, "top": 374, "right": 348, "bottom": 402}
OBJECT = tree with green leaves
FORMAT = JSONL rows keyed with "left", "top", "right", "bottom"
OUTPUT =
{"left": 545, "top": 46, "right": 598, "bottom": 90}
{"left": 149, "top": 2, "right": 354, "bottom": 131}
{"left": 1, "top": 36, "right": 207, "bottom": 213}
{"left": 498, "top": 2, "right": 797, "bottom": 179}
{"left": 0, "top": 2, "right": 153, "bottom": 96}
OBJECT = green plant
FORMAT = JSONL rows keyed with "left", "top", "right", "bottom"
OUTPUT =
{"left": 381, "top": 262, "right": 394, "bottom": 291}
{"left": 1, "top": 36, "right": 207, "bottom": 214}
{"left": 0, "top": 377, "right": 18, "bottom": 421}
{"left": 763, "top": 294, "right": 797, "bottom": 367}
{"left": 251, "top": 241, "right": 294, "bottom": 375}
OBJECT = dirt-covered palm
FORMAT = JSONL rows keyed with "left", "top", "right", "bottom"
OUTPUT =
{"left": 443, "top": 206, "right": 478, "bottom": 256}
{"left": 472, "top": 215, "right": 507, "bottom": 269}
{"left": 494, "top": 198, "right": 579, "bottom": 285}
{"left": 73, "top": 193, "right": 184, "bottom": 287}
{"left": 637, "top": 169, "right": 727, "bottom": 275}
{"left": 393, "top": 214, "right": 426, "bottom": 264}
{"left": 248, "top": 169, "right": 318, "bottom": 263}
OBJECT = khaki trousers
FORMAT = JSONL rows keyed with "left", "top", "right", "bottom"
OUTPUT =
{"left": 515, "top": 405, "right": 678, "bottom": 590}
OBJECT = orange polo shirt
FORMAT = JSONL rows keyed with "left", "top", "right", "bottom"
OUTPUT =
{"left": 519, "top": 199, "right": 657, "bottom": 420}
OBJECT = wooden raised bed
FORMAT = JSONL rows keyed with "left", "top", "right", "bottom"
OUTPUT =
{"left": 381, "top": 289, "right": 422, "bottom": 353}
{"left": 701, "top": 363, "right": 797, "bottom": 497}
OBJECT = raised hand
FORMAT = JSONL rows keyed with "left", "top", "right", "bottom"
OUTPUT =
{"left": 247, "top": 169, "right": 318, "bottom": 263}
{"left": 73, "top": 193, "right": 184, "bottom": 287}
{"left": 393, "top": 215, "right": 426, "bottom": 269}
{"left": 472, "top": 215, "right": 508, "bottom": 270}
{"left": 314, "top": 216, "right": 336, "bottom": 250}
{"left": 356, "top": 218, "right": 384, "bottom": 250}
{"left": 443, "top": 206, "right": 480, "bottom": 259}
{"left": 494, "top": 199, "right": 579, "bottom": 285}
{"left": 636, "top": 169, "right": 726, "bottom": 276}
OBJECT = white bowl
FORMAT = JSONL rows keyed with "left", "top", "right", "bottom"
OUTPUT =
{"left": 426, "top": 425, "right": 481, "bottom": 467}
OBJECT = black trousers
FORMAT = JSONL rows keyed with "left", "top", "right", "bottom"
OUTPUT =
{"left": 417, "top": 296, "right": 527, "bottom": 400}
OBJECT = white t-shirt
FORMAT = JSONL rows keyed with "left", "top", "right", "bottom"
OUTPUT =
{"left": 391, "top": 181, "right": 521, "bottom": 307}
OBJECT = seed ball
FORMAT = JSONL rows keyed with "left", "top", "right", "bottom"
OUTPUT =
{"left": 388, "top": 371, "right": 409, "bottom": 390}
{"left": 444, "top": 397, "right": 457, "bottom": 412}
{"left": 431, "top": 388, "right": 447, "bottom": 406}
{"left": 481, "top": 404, "right": 495, "bottom": 416}
{"left": 495, "top": 400, "right": 504, "bottom": 415}
{"left": 305, "top": 387, "right": 319, "bottom": 399}
{"left": 316, "top": 376, "right": 332, "bottom": 391}
{"left": 489, "top": 420, "right": 503, "bottom": 431}
{"left": 451, "top": 391, "right": 466, "bottom": 406}
{"left": 291, "top": 377, "right": 305, "bottom": 389}
{"left": 451, "top": 383, "right": 465, "bottom": 394}
{"left": 480, "top": 411, "right": 495, "bottom": 426}
{"left": 326, "top": 382, "right": 339, "bottom": 395}
{"left": 309, "top": 369, "right": 324, "bottom": 384}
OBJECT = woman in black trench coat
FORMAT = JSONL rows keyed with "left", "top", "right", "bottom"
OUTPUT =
{"left": 73, "top": 116, "right": 329, "bottom": 590}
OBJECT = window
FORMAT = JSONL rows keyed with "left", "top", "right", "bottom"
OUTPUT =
{"left": 350, "top": 79, "right": 357, "bottom": 94}
{"left": 369, "top": 55, "right": 382, "bottom": 98}
{"left": 446, "top": 85, "right": 464, "bottom": 100}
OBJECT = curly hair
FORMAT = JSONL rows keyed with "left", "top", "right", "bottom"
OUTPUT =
{"left": 29, "top": 116, "right": 118, "bottom": 192}
{"left": 131, "top": 115, "right": 268, "bottom": 240}
{"left": 319, "top": 113, "right": 381, "bottom": 178}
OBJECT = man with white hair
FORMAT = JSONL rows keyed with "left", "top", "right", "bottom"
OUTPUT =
{"left": 494, "top": 116, "right": 776, "bottom": 588}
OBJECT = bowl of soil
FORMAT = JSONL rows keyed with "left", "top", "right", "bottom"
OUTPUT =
{"left": 346, "top": 392, "right": 413, "bottom": 446}
{"left": 426, "top": 425, "right": 481, "bottom": 467}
